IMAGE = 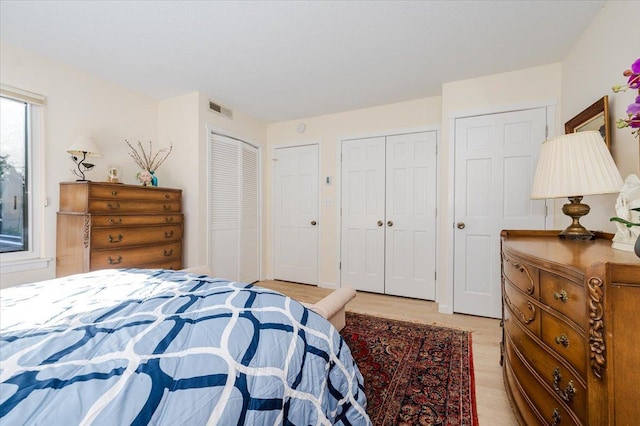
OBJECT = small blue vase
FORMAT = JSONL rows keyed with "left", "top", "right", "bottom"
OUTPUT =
{"left": 150, "top": 171, "right": 158, "bottom": 187}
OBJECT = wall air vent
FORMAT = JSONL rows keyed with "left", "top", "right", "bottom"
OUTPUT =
{"left": 209, "top": 100, "right": 233, "bottom": 119}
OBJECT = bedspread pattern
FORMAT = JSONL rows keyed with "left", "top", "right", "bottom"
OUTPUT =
{"left": 0, "top": 269, "right": 369, "bottom": 425}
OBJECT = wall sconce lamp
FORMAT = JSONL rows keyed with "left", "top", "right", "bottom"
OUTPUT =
{"left": 530, "top": 131, "right": 623, "bottom": 240}
{"left": 67, "top": 136, "right": 102, "bottom": 181}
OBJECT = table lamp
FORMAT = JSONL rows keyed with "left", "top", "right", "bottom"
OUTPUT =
{"left": 67, "top": 136, "right": 102, "bottom": 181}
{"left": 530, "top": 130, "right": 623, "bottom": 240}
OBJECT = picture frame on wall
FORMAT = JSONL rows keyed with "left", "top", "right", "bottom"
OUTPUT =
{"left": 565, "top": 95, "right": 610, "bottom": 150}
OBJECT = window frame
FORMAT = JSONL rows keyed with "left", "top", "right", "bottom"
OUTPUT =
{"left": 0, "top": 86, "right": 49, "bottom": 273}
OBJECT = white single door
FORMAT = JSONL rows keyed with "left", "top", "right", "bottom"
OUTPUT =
{"left": 340, "top": 137, "right": 386, "bottom": 293}
{"left": 210, "top": 133, "right": 259, "bottom": 283}
{"left": 454, "top": 108, "right": 548, "bottom": 318}
{"left": 273, "top": 145, "right": 319, "bottom": 285}
{"left": 385, "top": 132, "right": 437, "bottom": 299}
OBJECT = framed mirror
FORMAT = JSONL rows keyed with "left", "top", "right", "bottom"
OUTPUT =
{"left": 565, "top": 95, "right": 610, "bottom": 150}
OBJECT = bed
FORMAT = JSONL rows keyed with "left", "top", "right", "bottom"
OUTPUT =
{"left": 0, "top": 268, "right": 370, "bottom": 425}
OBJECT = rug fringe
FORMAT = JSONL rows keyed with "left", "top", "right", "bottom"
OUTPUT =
{"left": 345, "top": 309, "right": 475, "bottom": 333}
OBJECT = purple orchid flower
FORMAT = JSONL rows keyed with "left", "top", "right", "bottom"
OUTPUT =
{"left": 624, "top": 58, "right": 640, "bottom": 89}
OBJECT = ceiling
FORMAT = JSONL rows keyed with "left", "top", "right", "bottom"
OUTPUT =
{"left": 0, "top": 1, "right": 605, "bottom": 122}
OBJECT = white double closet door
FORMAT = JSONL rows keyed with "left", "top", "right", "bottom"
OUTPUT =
{"left": 209, "top": 132, "right": 259, "bottom": 284}
{"left": 341, "top": 131, "right": 437, "bottom": 300}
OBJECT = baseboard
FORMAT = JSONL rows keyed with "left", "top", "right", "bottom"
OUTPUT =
{"left": 319, "top": 281, "right": 338, "bottom": 289}
{"left": 438, "top": 303, "right": 453, "bottom": 314}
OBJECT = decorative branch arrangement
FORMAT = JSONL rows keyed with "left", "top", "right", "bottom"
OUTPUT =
{"left": 126, "top": 140, "right": 173, "bottom": 172}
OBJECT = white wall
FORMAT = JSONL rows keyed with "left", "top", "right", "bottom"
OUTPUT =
{"left": 1, "top": 40, "right": 158, "bottom": 287}
{"left": 157, "top": 92, "right": 201, "bottom": 270}
{"left": 561, "top": 0, "right": 640, "bottom": 234}
{"left": 157, "top": 91, "right": 267, "bottom": 273}
{"left": 266, "top": 97, "right": 442, "bottom": 287}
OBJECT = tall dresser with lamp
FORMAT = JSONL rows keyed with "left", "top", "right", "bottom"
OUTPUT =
{"left": 56, "top": 181, "right": 184, "bottom": 277}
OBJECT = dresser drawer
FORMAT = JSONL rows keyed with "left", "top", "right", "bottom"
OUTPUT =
{"left": 88, "top": 200, "right": 181, "bottom": 214}
{"left": 90, "top": 185, "right": 181, "bottom": 202}
{"left": 540, "top": 311, "right": 587, "bottom": 377}
{"left": 505, "top": 338, "right": 580, "bottom": 426}
{"left": 503, "top": 253, "right": 538, "bottom": 298}
{"left": 91, "top": 224, "right": 183, "bottom": 249}
{"left": 505, "top": 309, "right": 586, "bottom": 422}
{"left": 91, "top": 214, "right": 183, "bottom": 227}
{"left": 90, "top": 241, "right": 182, "bottom": 269}
{"left": 504, "top": 280, "right": 540, "bottom": 335}
{"left": 540, "top": 271, "right": 586, "bottom": 330}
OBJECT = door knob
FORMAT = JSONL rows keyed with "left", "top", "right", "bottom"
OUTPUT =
{"left": 311, "top": 220, "right": 317, "bottom": 226}
{"left": 387, "top": 220, "right": 393, "bottom": 227}
{"left": 456, "top": 222, "right": 466, "bottom": 229}
{"left": 377, "top": 220, "right": 383, "bottom": 226}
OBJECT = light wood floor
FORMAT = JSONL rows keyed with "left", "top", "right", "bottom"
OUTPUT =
{"left": 258, "top": 280, "right": 518, "bottom": 426}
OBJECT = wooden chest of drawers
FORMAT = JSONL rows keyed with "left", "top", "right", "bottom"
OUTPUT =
{"left": 56, "top": 182, "right": 184, "bottom": 276}
{"left": 501, "top": 230, "right": 640, "bottom": 425}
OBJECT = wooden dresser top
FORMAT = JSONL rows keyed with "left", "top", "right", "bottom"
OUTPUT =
{"left": 501, "top": 229, "right": 640, "bottom": 273}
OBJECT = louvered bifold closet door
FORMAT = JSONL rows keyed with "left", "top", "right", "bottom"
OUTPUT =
{"left": 240, "top": 144, "right": 259, "bottom": 283}
{"left": 210, "top": 133, "right": 259, "bottom": 283}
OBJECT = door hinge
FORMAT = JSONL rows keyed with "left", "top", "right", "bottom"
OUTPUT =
{"left": 339, "top": 262, "right": 342, "bottom": 270}
{"left": 545, "top": 125, "right": 549, "bottom": 138}
{"left": 434, "top": 271, "right": 437, "bottom": 281}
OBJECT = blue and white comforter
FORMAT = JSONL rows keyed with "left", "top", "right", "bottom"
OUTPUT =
{"left": 0, "top": 269, "right": 369, "bottom": 425}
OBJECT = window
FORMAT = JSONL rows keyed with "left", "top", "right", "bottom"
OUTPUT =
{"left": 1, "top": 97, "right": 28, "bottom": 253}
{"left": 0, "top": 85, "right": 47, "bottom": 272}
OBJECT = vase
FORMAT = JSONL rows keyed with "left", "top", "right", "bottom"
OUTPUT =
{"left": 150, "top": 171, "right": 158, "bottom": 187}
{"left": 634, "top": 235, "right": 640, "bottom": 258}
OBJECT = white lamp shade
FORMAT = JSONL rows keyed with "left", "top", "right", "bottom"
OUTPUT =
{"left": 67, "top": 136, "right": 102, "bottom": 157}
{"left": 531, "top": 131, "right": 623, "bottom": 199}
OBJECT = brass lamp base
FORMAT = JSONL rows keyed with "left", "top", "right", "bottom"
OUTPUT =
{"left": 558, "top": 196, "right": 595, "bottom": 240}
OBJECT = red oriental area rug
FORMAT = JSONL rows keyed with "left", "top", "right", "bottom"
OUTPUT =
{"left": 341, "top": 312, "right": 479, "bottom": 426}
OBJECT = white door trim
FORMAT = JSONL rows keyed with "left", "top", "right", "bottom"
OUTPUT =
{"left": 271, "top": 141, "right": 321, "bottom": 285}
{"left": 441, "top": 101, "right": 557, "bottom": 315}
{"left": 205, "top": 123, "right": 263, "bottom": 281}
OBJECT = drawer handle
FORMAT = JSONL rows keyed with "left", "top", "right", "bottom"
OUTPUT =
{"left": 552, "top": 408, "right": 561, "bottom": 426}
{"left": 164, "top": 230, "right": 174, "bottom": 238}
{"left": 165, "top": 216, "right": 174, "bottom": 223}
{"left": 107, "top": 234, "right": 123, "bottom": 243}
{"left": 107, "top": 202, "right": 121, "bottom": 210}
{"left": 165, "top": 194, "right": 170, "bottom": 199}
{"left": 554, "top": 290, "right": 568, "bottom": 303}
{"left": 552, "top": 367, "right": 576, "bottom": 404}
{"left": 163, "top": 204, "right": 172, "bottom": 211}
{"left": 111, "top": 191, "right": 118, "bottom": 195}
{"left": 109, "top": 218, "right": 122, "bottom": 225}
{"left": 163, "top": 248, "right": 174, "bottom": 256}
{"left": 108, "top": 255, "right": 122, "bottom": 265}
{"left": 555, "top": 334, "right": 570, "bottom": 348}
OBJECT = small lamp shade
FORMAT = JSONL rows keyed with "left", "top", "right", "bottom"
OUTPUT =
{"left": 67, "top": 136, "right": 102, "bottom": 157}
{"left": 67, "top": 136, "right": 102, "bottom": 181}
{"left": 530, "top": 130, "right": 624, "bottom": 239}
